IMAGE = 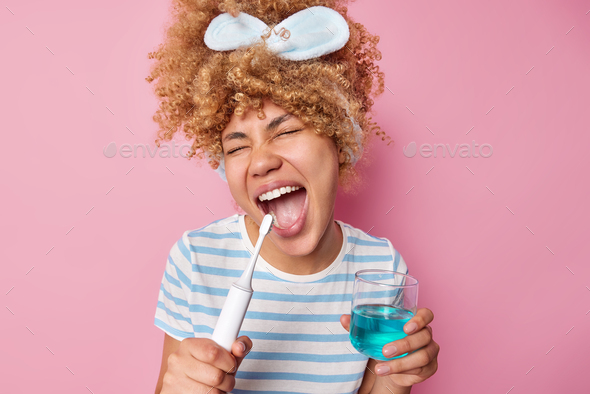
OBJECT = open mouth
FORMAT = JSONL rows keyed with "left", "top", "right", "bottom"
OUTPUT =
{"left": 256, "top": 186, "right": 307, "bottom": 231}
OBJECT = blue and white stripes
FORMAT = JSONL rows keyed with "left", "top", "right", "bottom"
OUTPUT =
{"left": 155, "top": 214, "right": 408, "bottom": 393}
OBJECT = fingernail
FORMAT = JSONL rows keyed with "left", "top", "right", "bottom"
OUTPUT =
{"left": 238, "top": 341, "right": 246, "bottom": 352}
{"left": 375, "top": 365, "right": 390, "bottom": 375}
{"left": 405, "top": 322, "right": 417, "bottom": 334}
{"left": 383, "top": 345, "right": 397, "bottom": 357}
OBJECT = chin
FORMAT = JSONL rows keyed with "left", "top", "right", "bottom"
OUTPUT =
{"left": 267, "top": 228, "right": 322, "bottom": 257}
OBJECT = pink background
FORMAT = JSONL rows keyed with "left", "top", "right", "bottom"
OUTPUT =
{"left": 1, "top": 0, "right": 589, "bottom": 392}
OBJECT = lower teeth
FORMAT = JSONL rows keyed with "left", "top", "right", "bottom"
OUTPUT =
{"left": 269, "top": 211, "right": 283, "bottom": 229}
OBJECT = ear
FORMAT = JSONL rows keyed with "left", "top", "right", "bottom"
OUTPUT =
{"left": 337, "top": 145, "right": 346, "bottom": 165}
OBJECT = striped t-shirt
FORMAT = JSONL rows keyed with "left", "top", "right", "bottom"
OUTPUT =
{"left": 155, "top": 214, "right": 408, "bottom": 394}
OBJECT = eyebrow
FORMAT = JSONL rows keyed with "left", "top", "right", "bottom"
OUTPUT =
{"left": 265, "top": 113, "right": 293, "bottom": 133}
{"left": 223, "top": 131, "right": 248, "bottom": 143}
{"left": 222, "top": 113, "right": 293, "bottom": 143}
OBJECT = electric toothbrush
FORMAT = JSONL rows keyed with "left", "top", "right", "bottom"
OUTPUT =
{"left": 211, "top": 213, "right": 274, "bottom": 352}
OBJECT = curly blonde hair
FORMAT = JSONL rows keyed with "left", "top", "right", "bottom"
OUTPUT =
{"left": 146, "top": 0, "right": 389, "bottom": 188}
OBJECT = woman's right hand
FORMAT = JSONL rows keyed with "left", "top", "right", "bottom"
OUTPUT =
{"left": 160, "top": 335, "right": 253, "bottom": 394}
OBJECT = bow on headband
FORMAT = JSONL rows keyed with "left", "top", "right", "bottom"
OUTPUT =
{"left": 204, "top": 6, "right": 350, "bottom": 60}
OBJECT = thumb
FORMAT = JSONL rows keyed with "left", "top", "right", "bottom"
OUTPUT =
{"left": 340, "top": 314, "right": 351, "bottom": 332}
{"left": 231, "top": 336, "right": 253, "bottom": 372}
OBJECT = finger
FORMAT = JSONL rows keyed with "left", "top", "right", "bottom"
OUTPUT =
{"left": 340, "top": 314, "right": 351, "bottom": 332}
{"left": 375, "top": 340, "right": 439, "bottom": 376}
{"left": 403, "top": 308, "right": 434, "bottom": 335}
{"left": 193, "top": 360, "right": 236, "bottom": 392}
{"left": 165, "top": 353, "right": 235, "bottom": 393}
{"left": 185, "top": 338, "right": 237, "bottom": 377}
{"left": 381, "top": 325, "right": 433, "bottom": 358}
{"left": 378, "top": 357, "right": 439, "bottom": 389}
{"left": 401, "top": 367, "right": 423, "bottom": 375}
{"left": 232, "top": 336, "right": 253, "bottom": 370}
{"left": 392, "top": 356, "right": 440, "bottom": 383}
{"left": 185, "top": 361, "right": 236, "bottom": 392}
{"left": 162, "top": 373, "right": 228, "bottom": 394}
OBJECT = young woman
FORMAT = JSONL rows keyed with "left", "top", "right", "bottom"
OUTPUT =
{"left": 147, "top": 1, "right": 439, "bottom": 393}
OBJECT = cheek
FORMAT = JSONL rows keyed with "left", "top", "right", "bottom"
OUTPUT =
{"left": 224, "top": 154, "right": 247, "bottom": 179}
{"left": 224, "top": 158, "right": 249, "bottom": 201}
{"left": 285, "top": 137, "right": 339, "bottom": 181}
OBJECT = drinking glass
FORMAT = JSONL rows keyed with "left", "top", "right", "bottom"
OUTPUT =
{"left": 349, "top": 269, "right": 419, "bottom": 361}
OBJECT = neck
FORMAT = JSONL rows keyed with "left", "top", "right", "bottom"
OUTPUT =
{"left": 244, "top": 214, "right": 343, "bottom": 276}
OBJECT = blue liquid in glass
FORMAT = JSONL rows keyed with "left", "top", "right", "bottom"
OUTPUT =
{"left": 350, "top": 304, "right": 414, "bottom": 361}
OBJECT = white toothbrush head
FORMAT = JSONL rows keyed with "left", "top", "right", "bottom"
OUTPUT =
{"left": 260, "top": 213, "right": 274, "bottom": 235}
{"left": 232, "top": 213, "right": 273, "bottom": 291}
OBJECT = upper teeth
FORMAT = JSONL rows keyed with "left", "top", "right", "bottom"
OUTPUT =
{"left": 258, "top": 186, "right": 301, "bottom": 202}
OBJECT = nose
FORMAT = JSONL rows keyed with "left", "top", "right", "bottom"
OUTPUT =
{"left": 248, "top": 144, "right": 282, "bottom": 177}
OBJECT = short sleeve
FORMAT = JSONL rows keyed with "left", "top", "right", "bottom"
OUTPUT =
{"left": 154, "top": 232, "right": 195, "bottom": 342}
{"left": 386, "top": 240, "right": 410, "bottom": 308}
{"left": 388, "top": 240, "right": 409, "bottom": 275}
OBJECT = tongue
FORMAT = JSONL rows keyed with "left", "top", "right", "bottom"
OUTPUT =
{"left": 267, "top": 189, "right": 306, "bottom": 229}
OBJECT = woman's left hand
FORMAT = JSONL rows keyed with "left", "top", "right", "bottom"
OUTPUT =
{"left": 340, "top": 308, "right": 439, "bottom": 389}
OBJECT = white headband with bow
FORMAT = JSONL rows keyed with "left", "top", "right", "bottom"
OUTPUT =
{"left": 204, "top": 6, "right": 350, "bottom": 60}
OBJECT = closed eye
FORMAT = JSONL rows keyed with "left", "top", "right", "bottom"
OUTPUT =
{"left": 275, "top": 128, "right": 303, "bottom": 138}
{"left": 226, "top": 129, "right": 303, "bottom": 154}
{"left": 226, "top": 146, "right": 247, "bottom": 155}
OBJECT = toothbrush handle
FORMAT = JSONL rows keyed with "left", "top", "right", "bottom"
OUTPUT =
{"left": 211, "top": 284, "right": 253, "bottom": 352}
